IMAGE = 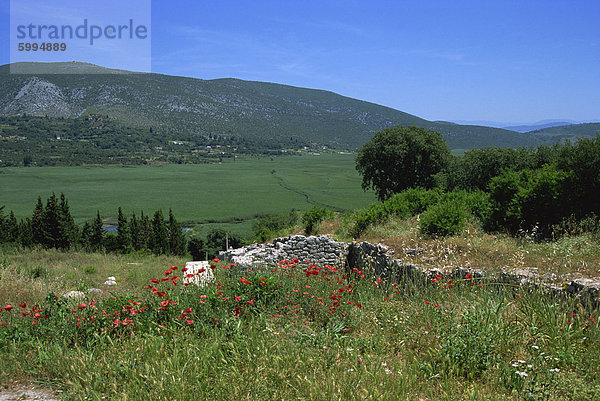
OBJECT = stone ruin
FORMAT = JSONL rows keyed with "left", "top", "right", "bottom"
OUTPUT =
{"left": 220, "top": 234, "right": 600, "bottom": 309}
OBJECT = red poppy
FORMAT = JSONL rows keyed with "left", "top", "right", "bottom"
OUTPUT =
{"left": 464, "top": 273, "right": 473, "bottom": 279}
{"left": 19, "top": 302, "right": 26, "bottom": 308}
{"left": 4, "top": 305, "right": 13, "bottom": 312}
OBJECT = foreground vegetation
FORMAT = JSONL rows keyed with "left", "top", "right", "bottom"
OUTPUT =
{"left": 0, "top": 249, "right": 598, "bottom": 400}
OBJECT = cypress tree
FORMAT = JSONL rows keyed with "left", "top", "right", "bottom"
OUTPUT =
{"left": 42, "top": 193, "right": 61, "bottom": 249}
{"left": 80, "top": 220, "right": 92, "bottom": 250}
{"left": 139, "top": 211, "right": 151, "bottom": 251}
{"left": 19, "top": 217, "right": 33, "bottom": 248}
{"left": 58, "top": 193, "right": 77, "bottom": 249}
{"left": 0, "top": 206, "right": 6, "bottom": 243}
{"left": 129, "top": 212, "right": 140, "bottom": 251}
{"left": 90, "top": 211, "right": 104, "bottom": 251}
{"left": 116, "top": 207, "right": 131, "bottom": 253}
{"left": 7, "top": 211, "right": 19, "bottom": 243}
{"left": 167, "top": 209, "right": 186, "bottom": 256}
{"left": 151, "top": 210, "right": 168, "bottom": 255}
{"left": 31, "top": 197, "right": 44, "bottom": 245}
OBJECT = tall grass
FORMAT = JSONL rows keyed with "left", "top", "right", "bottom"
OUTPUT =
{"left": 1, "top": 250, "right": 598, "bottom": 400}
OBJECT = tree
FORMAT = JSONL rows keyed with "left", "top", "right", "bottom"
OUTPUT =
{"left": 58, "top": 193, "right": 77, "bottom": 249}
{"left": 90, "top": 211, "right": 104, "bottom": 251}
{"left": 167, "top": 209, "right": 186, "bottom": 256}
{"left": 188, "top": 237, "right": 205, "bottom": 261}
{"left": 31, "top": 197, "right": 44, "bottom": 245}
{"left": 116, "top": 207, "right": 131, "bottom": 253}
{"left": 42, "top": 193, "right": 61, "bottom": 249}
{"left": 151, "top": 210, "right": 168, "bottom": 255}
{"left": 205, "top": 228, "right": 241, "bottom": 259}
{"left": 356, "top": 126, "right": 451, "bottom": 201}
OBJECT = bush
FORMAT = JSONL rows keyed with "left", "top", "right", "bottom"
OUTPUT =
{"left": 350, "top": 188, "right": 442, "bottom": 238}
{"left": 252, "top": 211, "right": 299, "bottom": 242}
{"left": 302, "top": 207, "right": 333, "bottom": 235}
{"left": 419, "top": 200, "right": 467, "bottom": 237}
{"left": 487, "top": 165, "right": 572, "bottom": 235}
{"left": 187, "top": 237, "right": 205, "bottom": 261}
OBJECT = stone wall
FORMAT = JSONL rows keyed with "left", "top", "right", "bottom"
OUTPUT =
{"left": 220, "top": 235, "right": 347, "bottom": 268}
{"left": 220, "top": 235, "right": 600, "bottom": 308}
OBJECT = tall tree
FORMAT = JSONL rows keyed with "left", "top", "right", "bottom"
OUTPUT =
{"left": 356, "top": 126, "right": 451, "bottom": 201}
{"left": 90, "top": 211, "right": 104, "bottom": 251}
{"left": 58, "top": 193, "right": 77, "bottom": 249}
{"left": 139, "top": 211, "right": 151, "bottom": 251}
{"left": 129, "top": 212, "right": 141, "bottom": 251}
{"left": 167, "top": 209, "right": 186, "bottom": 256}
{"left": 6, "top": 211, "right": 19, "bottom": 243}
{"left": 151, "top": 210, "right": 168, "bottom": 255}
{"left": 31, "top": 197, "right": 44, "bottom": 245}
{"left": 42, "top": 193, "right": 61, "bottom": 248}
{"left": 19, "top": 217, "right": 33, "bottom": 248}
{"left": 116, "top": 207, "right": 131, "bottom": 253}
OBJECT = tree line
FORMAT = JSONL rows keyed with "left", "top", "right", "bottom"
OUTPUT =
{"left": 0, "top": 194, "right": 188, "bottom": 256}
{"left": 356, "top": 126, "right": 600, "bottom": 238}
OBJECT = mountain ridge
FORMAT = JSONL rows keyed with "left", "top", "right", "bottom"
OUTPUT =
{"left": 0, "top": 62, "right": 591, "bottom": 150}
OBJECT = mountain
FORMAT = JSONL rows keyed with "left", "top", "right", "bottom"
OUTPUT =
{"left": 0, "top": 62, "right": 569, "bottom": 150}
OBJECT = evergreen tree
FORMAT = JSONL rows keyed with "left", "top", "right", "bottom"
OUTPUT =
{"left": 19, "top": 218, "right": 33, "bottom": 248}
{"left": 90, "top": 211, "right": 104, "bottom": 251}
{"left": 129, "top": 212, "right": 140, "bottom": 251}
{"left": 139, "top": 211, "right": 151, "bottom": 251}
{"left": 167, "top": 209, "right": 186, "bottom": 256}
{"left": 57, "top": 193, "right": 77, "bottom": 249}
{"left": 0, "top": 206, "right": 6, "bottom": 243}
{"left": 7, "top": 211, "right": 19, "bottom": 243}
{"left": 31, "top": 197, "right": 44, "bottom": 245}
{"left": 80, "top": 221, "right": 92, "bottom": 250}
{"left": 116, "top": 207, "right": 131, "bottom": 253}
{"left": 42, "top": 193, "right": 61, "bottom": 248}
{"left": 151, "top": 210, "right": 168, "bottom": 255}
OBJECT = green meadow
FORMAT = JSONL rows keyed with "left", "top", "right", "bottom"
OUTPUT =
{"left": 0, "top": 153, "right": 376, "bottom": 234}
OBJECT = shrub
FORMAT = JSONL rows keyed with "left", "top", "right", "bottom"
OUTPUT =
{"left": 419, "top": 200, "right": 466, "bottom": 237}
{"left": 252, "top": 211, "right": 299, "bottom": 242}
{"left": 487, "top": 165, "right": 572, "bottom": 235}
{"left": 302, "top": 207, "right": 333, "bottom": 235}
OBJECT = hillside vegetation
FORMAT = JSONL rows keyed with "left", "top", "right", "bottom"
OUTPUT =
{"left": 0, "top": 62, "right": 580, "bottom": 151}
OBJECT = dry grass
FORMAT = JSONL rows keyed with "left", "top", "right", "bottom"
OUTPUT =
{"left": 0, "top": 248, "right": 187, "bottom": 307}
{"left": 345, "top": 216, "right": 600, "bottom": 281}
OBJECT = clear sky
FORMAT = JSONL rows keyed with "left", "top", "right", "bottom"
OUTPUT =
{"left": 1, "top": 0, "right": 598, "bottom": 124}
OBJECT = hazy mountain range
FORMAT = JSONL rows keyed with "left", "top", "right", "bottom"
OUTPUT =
{"left": 1, "top": 62, "right": 598, "bottom": 150}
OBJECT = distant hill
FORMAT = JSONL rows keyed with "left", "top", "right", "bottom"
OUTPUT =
{"left": 0, "top": 61, "right": 578, "bottom": 151}
{"left": 504, "top": 121, "right": 575, "bottom": 133}
{"left": 529, "top": 123, "right": 600, "bottom": 141}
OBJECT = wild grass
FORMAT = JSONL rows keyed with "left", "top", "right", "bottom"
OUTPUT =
{"left": 327, "top": 216, "right": 600, "bottom": 280}
{"left": 0, "top": 250, "right": 599, "bottom": 400}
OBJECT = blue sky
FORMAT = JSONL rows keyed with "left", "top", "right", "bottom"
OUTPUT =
{"left": 1, "top": 0, "right": 599, "bottom": 124}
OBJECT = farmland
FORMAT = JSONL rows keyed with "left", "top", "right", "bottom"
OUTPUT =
{"left": 0, "top": 153, "right": 376, "bottom": 235}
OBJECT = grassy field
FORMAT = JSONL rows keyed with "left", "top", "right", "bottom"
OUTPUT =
{"left": 0, "top": 153, "right": 376, "bottom": 235}
{"left": 0, "top": 249, "right": 598, "bottom": 400}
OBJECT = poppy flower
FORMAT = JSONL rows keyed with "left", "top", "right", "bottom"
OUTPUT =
{"left": 19, "top": 302, "right": 26, "bottom": 308}
{"left": 3, "top": 305, "right": 13, "bottom": 312}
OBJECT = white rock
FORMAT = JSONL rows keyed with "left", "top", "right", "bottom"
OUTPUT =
{"left": 63, "top": 290, "right": 85, "bottom": 300}
{"left": 183, "top": 261, "right": 214, "bottom": 287}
